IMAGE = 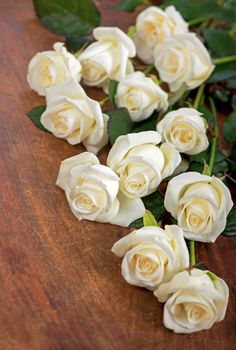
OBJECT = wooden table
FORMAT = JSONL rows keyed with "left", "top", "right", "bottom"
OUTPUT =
{"left": 0, "top": 1, "right": 235, "bottom": 349}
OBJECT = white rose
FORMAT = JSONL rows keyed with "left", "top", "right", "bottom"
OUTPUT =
{"left": 134, "top": 6, "right": 188, "bottom": 64}
{"left": 164, "top": 172, "right": 233, "bottom": 242}
{"left": 115, "top": 71, "right": 168, "bottom": 122}
{"left": 156, "top": 108, "right": 209, "bottom": 155}
{"left": 27, "top": 42, "right": 82, "bottom": 96}
{"left": 79, "top": 27, "right": 136, "bottom": 90}
{"left": 40, "top": 80, "right": 108, "bottom": 154}
{"left": 107, "top": 131, "right": 181, "bottom": 199}
{"left": 56, "top": 152, "right": 145, "bottom": 226}
{"left": 112, "top": 225, "right": 189, "bottom": 290}
{"left": 154, "top": 33, "right": 215, "bottom": 92}
{"left": 154, "top": 269, "right": 229, "bottom": 333}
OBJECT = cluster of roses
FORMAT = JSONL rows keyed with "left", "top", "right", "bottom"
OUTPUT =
{"left": 27, "top": 5, "right": 233, "bottom": 334}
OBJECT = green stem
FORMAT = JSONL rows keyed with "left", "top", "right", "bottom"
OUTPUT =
{"left": 208, "top": 98, "right": 219, "bottom": 174}
{"left": 99, "top": 96, "right": 109, "bottom": 107}
{"left": 193, "top": 84, "right": 205, "bottom": 109}
{"left": 213, "top": 55, "right": 236, "bottom": 65}
{"left": 190, "top": 240, "right": 196, "bottom": 266}
{"left": 143, "top": 64, "right": 155, "bottom": 75}
{"left": 188, "top": 16, "right": 211, "bottom": 27}
{"left": 199, "top": 18, "right": 212, "bottom": 30}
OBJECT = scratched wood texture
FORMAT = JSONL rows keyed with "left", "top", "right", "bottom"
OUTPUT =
{"left": 0, "top": 0, "right": 235, "bottom": 349}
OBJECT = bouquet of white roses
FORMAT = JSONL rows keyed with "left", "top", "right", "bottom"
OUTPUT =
{"left": 26, "top": 0, "right": 236, "bottom": 334}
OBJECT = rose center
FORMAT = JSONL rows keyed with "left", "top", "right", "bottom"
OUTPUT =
{"left": 189, "top": 213, "right": 203, "bottom": 227}
{"left": 136, "top": 256, "right": 157, "bottom": 274}
{"left": 76, "top": 193, "right": 96, "bottom": 211}
{"left": 124, "top": 172, "right": 147, "bottom": 195}
{"left": 83, "top": 62, "right": 106, "bottom": 82}
{"left": 54, "top": 116, "right": 69, "bottom": 133}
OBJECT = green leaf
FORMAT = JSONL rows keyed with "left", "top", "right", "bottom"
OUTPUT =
{"left": 108, "top": 80, "right": 118, "bottom": 106}
{"left": 130, "top": 191, "right": 166, "bottom": 228}
{"left": 33, "top": 0, "right": 101, "bottom": 36}
{"left": 132, "top": 113, "right": 157, "bottom": 133}
{"left": 107, "top": 108, "right": 135, "bottom": 144}
{"left": 113, "top": 0, "right": 149, "bottom": 12}
{"left": 216, "top": 0, "right": 236, "bottom": 24}
{"left": 223, "top": 111, "right": 236, "bottom": 145}
{"left": 222, "top": 207, "right": 236, "bottom": 236}
{"left": 189, "top": 161, "right": 204, "bottom": 173}
{"left": 189, "top": 148, "right": 228, "bottom": 175}
{"left": 129, "top": 218, "right": 144, "bottom": 229}
{"left": 198, "top": 105, "right": 214, "bottom": 124}
{"left": 207, "top": 62, "right": 236, "bottom": 83}
{"left": 108, "top": 108, "right": 159, "bottom": 144}
{"left": 142, "top": 192, "right": 166, "bottom": 221}
{"left": 213, "top": 160, "right": 229, "bottom": 174}
{"left": 143, "top": 210, "right": 158, "bottom": 226}
{"left": 65, "top": 36, "right": 90, "bottom": 53}
{"left": 203, "top": 29, "right": 236, "bottom": 57}
{"left": 163, "top": 0, "right": 236, "bottom": 26}
{"left": 26, "top": 106, "right": 47, "bottom": 131}
{"left": 162, "top": 0, "right": 216, "bottom": 20}
{"left": 228, "top": 145, "right": 236, "bottom": 172}
{"left": 190, "top": 149, "right": 209, "bottom": 163}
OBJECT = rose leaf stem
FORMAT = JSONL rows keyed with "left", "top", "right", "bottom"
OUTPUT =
{"left": 189, "top": 240, "right": 196, "bottom": 266}
{"left": 99, "top": 96, "right": 109, "bottom": 107}
{"left": 193, "top": 83, "right": 205, "bottom": 110}
{"left": 213, "top": 55, "right": 236, "bottom": 65}
{"left": 143, "top": 64, "right": 155, "bottom": 75}
{"left": 208, "top": 97, "right": 219, "bottom": 175}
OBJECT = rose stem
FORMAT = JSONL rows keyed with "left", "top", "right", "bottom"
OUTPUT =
{"left": 208, "top": 97, "right": 219, "bottom": 174}
{"left": 189, "top": 240, "right": 196, "bottom": 266}
{"left": 99, "top": 96, "right": 109, "bottom": 106}
{"left": 213, "top": 55, "right": 236, "bottom": 65}
{"left": 143, "top": 64, "right": 155, "bottom": 75}
{"left": 189, "top": 83, "right": 206, "bottom": 266}
{"left": 188, "top": 16, "right": 211, "bottom": 27}
{"left": 193, "top": 83, "right": 205, "bottom": 109}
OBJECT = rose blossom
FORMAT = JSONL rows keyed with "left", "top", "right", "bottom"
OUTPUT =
{"left": 164, "top": 172, "right": 233, "bottom": 242}
{"left": 107, "top": 131, "right": 181, "bottom": 199}
{"left": 112, "top": 225, "right": 189, "bottom": 290}
{"left": 155, "top": 269, "right": 229, "bottom": 333}
{"left": 56, "top": 152, "right": 145, "bottom": 226}
{"left": 27, "top": 42, "right": 82, "bottom": 96}
{"left": 156, "top": 108, "right": 209, "bottom": 155}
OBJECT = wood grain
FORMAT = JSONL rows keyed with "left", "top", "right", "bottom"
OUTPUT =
{"left": 0, "top": 1, "right": 235, "bottom": 349}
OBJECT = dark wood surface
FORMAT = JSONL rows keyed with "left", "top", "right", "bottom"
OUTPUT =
{"left": 0, "top": 1, "right": 235, "bottom": 349}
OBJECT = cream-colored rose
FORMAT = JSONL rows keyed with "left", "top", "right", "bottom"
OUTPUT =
{"left": 115, "top": 71, "right": 168, "bottom": 122}
{"left": 40, "top": 80, "right": 108, "bottom": 154}
{"left": 154, "top": 33, "right": 215, "bottom": 92}
{"left": 56, "top": 152, "right": 145, "bottom": 226}
{"left": 155, "top": 269, "right": 229, "bottom": 333}
{"left": 164, "top": 172, "right": 233, "bottom": 242}
{"left": 133, "top": 6, "right": 188, "bottom": 64}
{"left": 79, "top": 27, "right": 136, "bottom": 91}
{"left": 27, "top": 43, "right": 82, "bottom": 96}
{"left": 107, "top": 131, "right": 181, "bottom": 199}
{"left": 157, "top": 108, "right": 209, "bottom": 155}
{"left": 112, "top": 225, "right": 189, "bottom": 290}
